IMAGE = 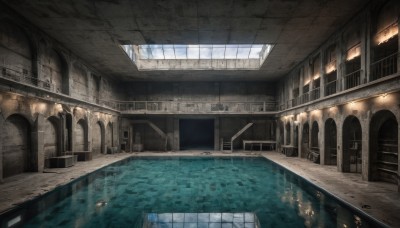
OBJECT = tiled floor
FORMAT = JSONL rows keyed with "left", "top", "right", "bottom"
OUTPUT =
{"left": 0, "top": 150, "right": 399, "bottom": 227}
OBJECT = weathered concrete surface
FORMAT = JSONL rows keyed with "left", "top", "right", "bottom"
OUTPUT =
{"left": 0, "top": 153, "right": 132, "bottom": 214}
{"left": 263, "top": 152, "right": 400, "bottom": 227}
{"left": 2, "top": 0, "right": 369, "bottom": 81}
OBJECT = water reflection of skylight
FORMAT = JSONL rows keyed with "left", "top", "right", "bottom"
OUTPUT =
{"left": 121, "top": 44, "right": 273, "bottom": 70}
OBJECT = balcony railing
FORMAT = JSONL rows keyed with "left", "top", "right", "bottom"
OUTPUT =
{"left": 299, "top": 92, "right": 309, "bottom": 104}
{"left": 370, "top": 52, "right": 398, "bottom": 81}
{"left": 115, "top": 100, "right": 277, "bottom": 113}
{"left": 1, "top": 64, "right": 55, "bottom": 92}
{"left": 344, "top": 69, "right": 361, "bottom": 89}
{"left": 324, "top": 80, "right": 337, "bottom": 96}
{"left": 309, "top": 87, "right": 320, "bottom": 101}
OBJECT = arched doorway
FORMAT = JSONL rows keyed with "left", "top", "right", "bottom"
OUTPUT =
{"left": 370, "top": 110, "right": 398, "bottom": 184}
{"left": 44, "top": 116, "right": 59, "bottom": 168}
{"left": 311, "top": 121, "right": 319, "bottom": 150}
{"left": 301, "top": 122, "right": 309, "bottom": 158}
{"left": 343, "top": 116, "right": 362, "bottom": 173}
{"left": 325, "top": 118, "right": 337, "bottom": 165}
{"left": 285, "top": 122, "right": 291, "bottom": 145}
{"left": 75, "top": 119, "right": 88, "bottom": 151}
{"left": 2, "top": 114, "right": 32, "bottom": 178}
{"left": 92, "top": 121, "right": 104, "bottom": 155}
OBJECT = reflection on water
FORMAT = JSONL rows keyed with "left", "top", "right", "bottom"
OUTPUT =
{"left": 0, "top": 157, "right": 384, "bottom": 228}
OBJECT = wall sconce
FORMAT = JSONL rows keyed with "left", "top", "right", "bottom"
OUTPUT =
{"left": 381, "top": 93, "right": 388, "bottom": 99}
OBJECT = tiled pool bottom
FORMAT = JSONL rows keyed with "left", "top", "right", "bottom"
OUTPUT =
{"left": 4, "top": 157, "right": 384, "bottom": 227}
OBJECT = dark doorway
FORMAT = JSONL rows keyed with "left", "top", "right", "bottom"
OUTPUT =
{"left": 179, "top": 119, "right": 214, "bottom": 150}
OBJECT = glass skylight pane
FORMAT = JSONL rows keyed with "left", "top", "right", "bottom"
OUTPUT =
{"left": 128, "top": 44, "right": 274, "bottom": 70}
{"left": 200, "top": 47, "right": 212, "bottom": 59}
{"left": 139, "top": 47, "right": 151, "bottom": 59}
{"left": 163, "top": 48, "right": 175, "bottom": 59}
{"left": 249, "top": 45, "right": 263, "bottom": 59}
{"left": 187, "top": 45, "right": 199, "bottom": 59}
{"left": 237, "top": 47, "right": 251, "bottom": 58}
{"left": 225, "top": 47, "right": 238, "bottom": 59}
{"left": 174, "top": 47, "right": 187, "bottom": 59}
{"left": 151, "top": 45, "right": 164, "bottom": 59}
{"left": 212, "top": 46, "right": 225, "bottom": 59}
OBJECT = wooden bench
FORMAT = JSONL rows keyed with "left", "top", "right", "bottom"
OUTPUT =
{"left": 243, "top": 140, "right": 276, "bottom": 151}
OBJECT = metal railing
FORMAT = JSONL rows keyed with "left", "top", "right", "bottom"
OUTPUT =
{"left": 324, "top": 80, "right": 337, "bottom": 96}
{"left": 309, "top": 87, "right": 320, "bottom": 101}
{"left": 116, "top": 100, "right": 277, "bottom": 113}
{"left": 344, "top": 69, "right": 361, "bottom": 89}
{"left": 299, "top": 92, "right": 310, "bottom": 104}
{"left": 370, "top": 52, "right": 398, "bottom": 81}
{"left": 1, "top": 64, "right": 55, "bottom": 92}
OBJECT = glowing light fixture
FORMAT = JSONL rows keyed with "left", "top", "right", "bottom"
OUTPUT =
{"left": 346, "top": 44, "right": 361, "bottom": 61}
{"left": 325, "top": 60, "right": 337, "bottom": 74}
{"left": 375, "top": 23, "right": 398, "bottom": 45}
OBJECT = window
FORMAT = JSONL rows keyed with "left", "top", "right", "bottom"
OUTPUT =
{"left": 121, "top": 44, "right": 274, "bottom": 70}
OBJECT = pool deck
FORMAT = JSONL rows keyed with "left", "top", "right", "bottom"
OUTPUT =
{"left": 0, "top": 151, "right": 399, "bottom": 227}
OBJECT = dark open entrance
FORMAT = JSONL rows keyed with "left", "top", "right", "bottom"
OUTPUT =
{"left": 179, "top": 119, "right": 214, "bottom": 150}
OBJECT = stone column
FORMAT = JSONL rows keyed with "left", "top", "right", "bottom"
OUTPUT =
{"left": 337, "top": 117, "right": 344, "bottom": 172}
{"left": 319, "top": 51, "right": 325, "bottom": 98}
{"left": 363, "top": 13, "right": 370, "bottom": 84}
{"left": 0, "top": 115, "right": 4, "bottom": 182}
{"left": 86, "top": 115, "right": 92, "bottom": 152}
{"left": 214, "top": 117, "right": 220, "bottom": 151}
{"left": 362, "top": 111, "right": 371, "bottom": 181}
{"left": 166, "top": 116, "right": 174, "bottom": 151}
{"left": 319, "top": 119, "right": 326, "bottom": 165}
{"left": 337, "top": 40, "right": 343, "bottom": 92}
{"left": 33, "top": 114, "right": 44, "bottom": 172}
{"left": 173, "top": 117, "right": 179, "bottom": 151}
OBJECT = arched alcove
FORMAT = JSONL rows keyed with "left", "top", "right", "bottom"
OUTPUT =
{"left": 325, "top": 118, "right": 337, "bottom": 165}
{"left": 343, "top": 115, "right": 362, "bottom": 173}
{"left": 2, "top": 114, "right": 32, "bottom": 178}
{"left": 371, "top": 0, "right": 399, "bottom": 80}
{"left": 75, "top": 119, "right": 88, "bottom": 151}
{"left": 44, "top": 116, "right": 59, "bottom": 167}
{"left": 0, "top": 20, "right": 34, "bottom": 82}
{"left": 311, "top": 121, "right": 319, "bottom": 150}
{"left": 285, "top": 122, "right": 291, "bottom": 145}
{"left": 370, "top": 110, "right": 398, "bottom": 184}
{"left": 92, "top": 121, "right": 105, "bottom": 155}
{"left": 40, "top": 47, "right": 69, "bottom": 94}
{"left": 301, "top": 122, "right": 309, "bottom": 158}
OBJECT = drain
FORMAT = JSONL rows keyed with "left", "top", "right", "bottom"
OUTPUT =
{"left": 361, "top": 204, "right": 371, "bottom": 209}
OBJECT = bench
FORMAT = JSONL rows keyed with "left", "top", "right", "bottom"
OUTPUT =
{"left": 48, "top": 155, "right": 78, "bottom": 168}
{"left": 282, "top": 145, "right": 298, "bottom": 157}
{"left": 65, "top": 151, "right": 92, "bottom": 161}
{"left": 107, "top": 146, "right": 119, "bottom": 154}
{"left": 243, "top": 140, "right": 276, "bottom": 151}
{"left": 307, "top": 149, "right": 320, "bottom": 164}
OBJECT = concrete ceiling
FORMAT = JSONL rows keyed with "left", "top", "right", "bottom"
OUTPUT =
{"left": 4, "top": 0, "right": 368, "bottom": 81}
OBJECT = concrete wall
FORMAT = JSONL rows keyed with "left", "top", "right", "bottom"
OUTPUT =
{"left": 119, "top": 81, "right": 276, "bottom": 102}
{"left": 276, "top": 0, "right": 400, "bottom": 190}
{"left": 120, "top": 116, "right": 276, "bottom": 152}
{"left": 0, "top": 6, "right": 121, "bottom": 181}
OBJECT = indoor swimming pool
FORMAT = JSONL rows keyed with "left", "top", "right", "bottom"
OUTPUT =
{"left": 1, "top": 157, "right": 385, "bottom": 227}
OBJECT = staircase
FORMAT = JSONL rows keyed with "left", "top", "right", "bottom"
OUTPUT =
{"left": 132, "top": 120, "right": 168, "bottom": 151}
{"left": 221, "top": 139, "right": 232, "bottom": 151}
{"left": 221, "top": 122, "right": 254, "bottom": 152}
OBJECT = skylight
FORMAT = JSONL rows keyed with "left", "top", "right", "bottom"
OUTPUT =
{"left": 121, "top": 44, "right": 273, "bottom": 70}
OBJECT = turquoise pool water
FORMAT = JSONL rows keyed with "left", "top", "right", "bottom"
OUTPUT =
{"left": 2, "top": 157, "right": 383, "bottom": 227}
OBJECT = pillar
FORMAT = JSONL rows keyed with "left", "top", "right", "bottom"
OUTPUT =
{"left": 173, "top": 117, "right": 179, "bottom": 151}
{"left": 33, "top": 114, "right": 44, "bottom": 172}
{"left": 362, "top": 111, "right": 371, "bottom": 181}
{"left": 363, "top": 12, "right": 370, "bottom": 83}
{"left": 319, "top": 119, "right": 326, "bottom": 165}
{"left": 214, "top": 117, "right": 220, "bottom": 150}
